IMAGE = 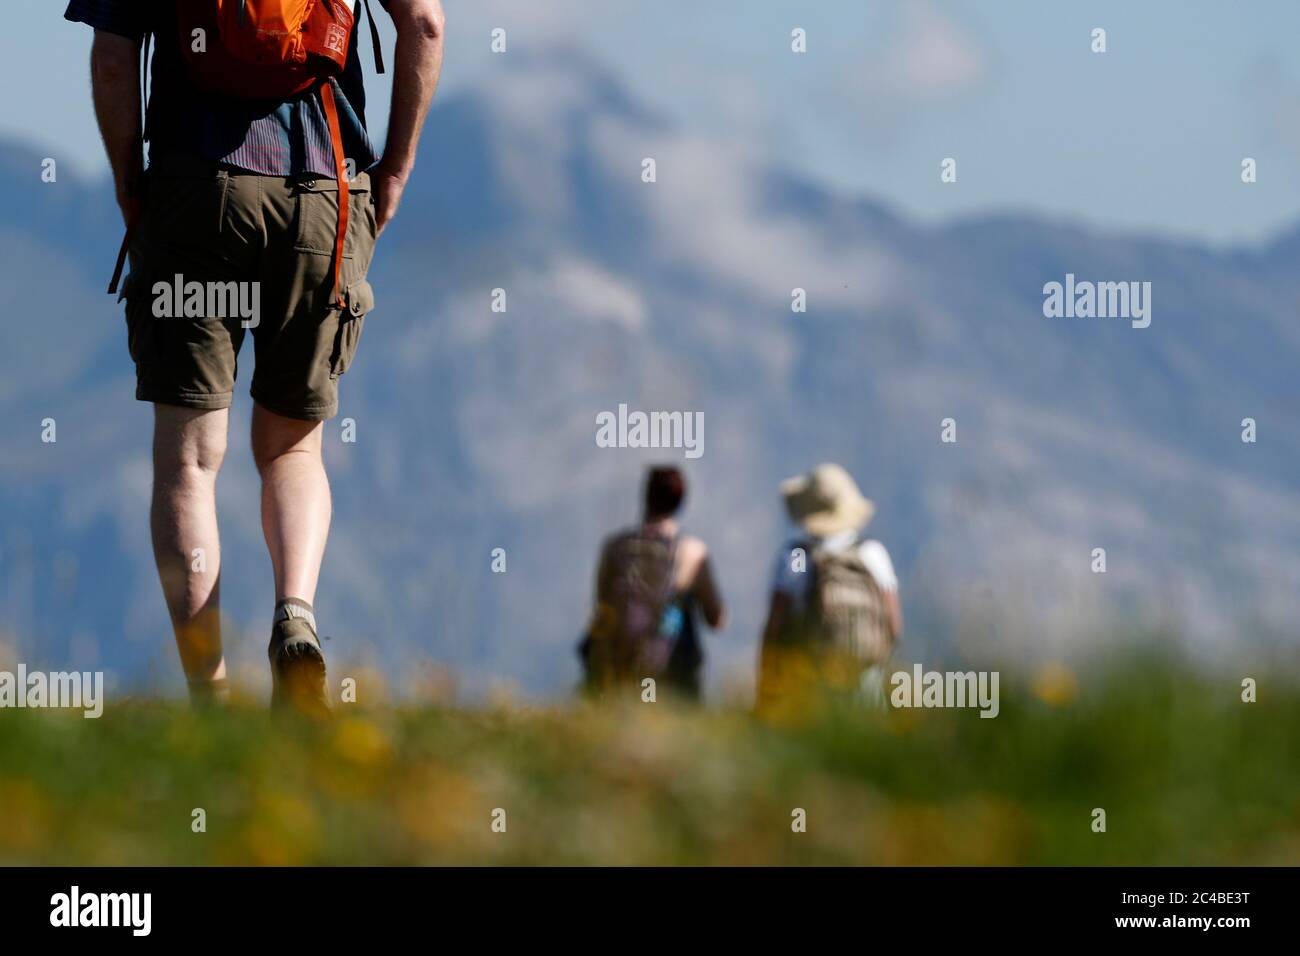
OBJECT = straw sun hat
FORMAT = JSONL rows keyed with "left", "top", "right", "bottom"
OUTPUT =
{"left": 780, "top": 463, "right": 874, "bottom": 538}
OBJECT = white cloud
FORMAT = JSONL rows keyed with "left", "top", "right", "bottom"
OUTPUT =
{"left": 844, "top": 1, "right": 991, "bottom": 105}
{"left": 473, "top": 0, "right": 604, "bottom": 43}
{"left": 547, "top": 256, "right": 649, "bottom": 330}
{"left": 592, "top": 120, "right": 901, "bottom": 310}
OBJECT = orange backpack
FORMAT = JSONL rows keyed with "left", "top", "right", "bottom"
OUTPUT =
{"left": 109, "top": 0, "right": 385, "bottom": 308}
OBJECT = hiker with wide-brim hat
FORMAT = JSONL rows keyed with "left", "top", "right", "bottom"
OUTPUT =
{"left": 759, "top": 463, "right": 902, "bottom": 712}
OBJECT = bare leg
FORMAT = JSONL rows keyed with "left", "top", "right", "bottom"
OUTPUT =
{"left": 251, "top": 403, "right": 331, "bottom": 604}
{"left": 151, "top": 405, "right": 228, "bottom": 689}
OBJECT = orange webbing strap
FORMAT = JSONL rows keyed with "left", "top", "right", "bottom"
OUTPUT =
{"left": 319, "top": 79, "right": 349, "bottom": 309}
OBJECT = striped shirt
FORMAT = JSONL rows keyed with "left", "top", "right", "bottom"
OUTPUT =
{"left": 64, "top": 0, "right": 390, "bottom": 177}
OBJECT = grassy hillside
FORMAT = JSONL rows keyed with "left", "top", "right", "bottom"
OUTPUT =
{"left": 0, "top": 661, "right": 1296, "bottom": 865}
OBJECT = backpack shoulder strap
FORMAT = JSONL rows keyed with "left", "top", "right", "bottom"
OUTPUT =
{"left": 361, "top": 0, "right": 385, "bottom": 73}
{"left": 631, "top": 525, "right": 680, "bottom": 602}
{"left": 141, "top": 29, "right": 153, "bottom": 140}
{"left": 660, "top": 531, "right": 680, "bottom": 601}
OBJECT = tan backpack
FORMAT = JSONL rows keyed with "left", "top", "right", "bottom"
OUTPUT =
{"left": 802, "top": 541, "right": 893, "bottom": 668}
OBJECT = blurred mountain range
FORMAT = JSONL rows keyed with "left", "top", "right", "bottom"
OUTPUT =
{"left": 2, "top": 48, "right": 1297, "bottom": 698}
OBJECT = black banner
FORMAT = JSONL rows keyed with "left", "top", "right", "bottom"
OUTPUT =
{"left": 0, "top": 866, "right": 1281, "bottom": 942}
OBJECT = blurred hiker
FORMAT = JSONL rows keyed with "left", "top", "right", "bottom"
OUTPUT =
{"left": 67, "top": 0, "right": 445, "bottom": 713}
{"left": 582, "top": 466, "right": 727, "bottom": 700}
{"left": 758, "top": 463, "right": 902, "bottom": 711}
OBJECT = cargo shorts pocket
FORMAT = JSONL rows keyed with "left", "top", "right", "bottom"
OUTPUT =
{"left": 328, "top": 280, "right": 375, "bottom": 379}
{"left": 142, "top": 162, "right": 232, "bottom": 247}
{"left": 293, "top": 173, "right": 374, "bottom": 261}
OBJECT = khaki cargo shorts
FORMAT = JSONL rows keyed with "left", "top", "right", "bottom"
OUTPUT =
{"left": 119, "top": 153, "right": 378, "bottom": 421}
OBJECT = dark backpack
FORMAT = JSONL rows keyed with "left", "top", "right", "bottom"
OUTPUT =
{"left": 587, "top": 531, "right": 680, "bottom": 686}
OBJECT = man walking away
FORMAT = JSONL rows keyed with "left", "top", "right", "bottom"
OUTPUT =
{"left": 758, "top": 463, "right": 902, "bottom": 714}
{"left": 68, "top": 0, "right": 445, "bottom": 713}
{"left": 583, "top": 466, "right": 727, "bottom": 701}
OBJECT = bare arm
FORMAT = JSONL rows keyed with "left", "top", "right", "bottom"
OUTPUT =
{"left": 692, "top": 554, "right": 727, "bottom": 630}
{"left": 373, "top": 0, "right": 445, "bottom": 234}
{"left": 885, "top": 590, "right": 902, "bottom": 644}
{"left": 89, "top": 31, "right": 143, "bottom": 226}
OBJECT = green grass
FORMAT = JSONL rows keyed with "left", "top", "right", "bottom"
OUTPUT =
{"left": 1, "top": 662, "right": 1297, "bottom": 865}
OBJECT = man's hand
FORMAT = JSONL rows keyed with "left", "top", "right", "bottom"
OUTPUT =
{"left": 373, "top": 0, "right": 444, "bottom": 236}
{"left": 370, "top": 163, "right": 408, "bottom": 236}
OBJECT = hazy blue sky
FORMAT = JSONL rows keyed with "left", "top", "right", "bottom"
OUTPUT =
{"left": 12, "top": 0, "right": 1300, "bottom": 244}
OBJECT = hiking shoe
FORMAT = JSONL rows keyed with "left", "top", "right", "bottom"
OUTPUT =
{"left": 268, "top": 618, "right": 330, "bottom": 718}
